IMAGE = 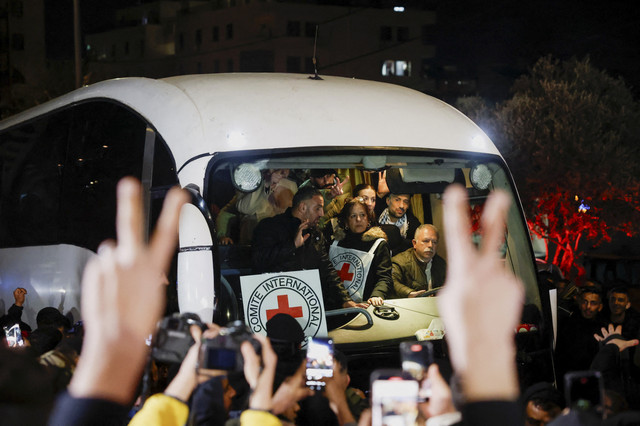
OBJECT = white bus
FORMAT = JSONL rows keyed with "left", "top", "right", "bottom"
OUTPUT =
{"left": 0, "top": 73, "right": 554, "bottom": 387}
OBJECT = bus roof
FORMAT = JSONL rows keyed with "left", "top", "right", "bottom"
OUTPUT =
{"left": 1, "top": 73, "right": 499, "bottom": 169}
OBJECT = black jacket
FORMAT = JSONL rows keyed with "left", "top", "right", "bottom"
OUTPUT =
{"left": 252, "top": 209, "right": 351, "bottom": 310}
{"left": 331, "top": 226, "right": 392, "bottom": 301}
{"left": 555, "top": 313, "right": 607, "bottom": 386}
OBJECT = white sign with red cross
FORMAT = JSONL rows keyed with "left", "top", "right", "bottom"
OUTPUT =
{"left": 240, "top": 270, "right": 328, "bottom": 339}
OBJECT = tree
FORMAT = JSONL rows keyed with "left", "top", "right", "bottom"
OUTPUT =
{"left": 493, "top": 56, "right": 640, "bottom": 280}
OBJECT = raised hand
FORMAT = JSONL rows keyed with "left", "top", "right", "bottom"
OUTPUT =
{"left": 329, "top": 176, "right": 349, "bottom": 199}
{"left": 294, "top": 220, "right": 311, "bottom": 248}
{"left": 594, "top": 323, "right": 640, "bottom": 352}
{"left": 242, "top": 334, "right": 278, "bottom": 411}
{"left": 69, "top": 177, "right": 188, "bottom": 404}
{"left": 437, "top": 184, "right": 522, "bottom": 402}
{"left": 377, "top": 170, "right": 390, "bottom": 197}
{"left": 13, "top": 287, "right": 27, "bottom": 307}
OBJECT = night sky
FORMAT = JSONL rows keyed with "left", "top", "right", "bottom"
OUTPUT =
{"left": 44, "top": 0, "right": 640, "bottom": 100}
{"left": 436, "top": 0, "right": 640, "bottom": 99}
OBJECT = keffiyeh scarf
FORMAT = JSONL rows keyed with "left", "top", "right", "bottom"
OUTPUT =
{"left": 378, "top": 208, "right": 409, "bottom": 238}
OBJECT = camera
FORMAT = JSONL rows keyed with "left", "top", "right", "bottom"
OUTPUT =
{"left": 198, "top": 320, "right": 261, "bottom": 374}
{"left": 151, "top": 313, "right": 203, "bottom": 364}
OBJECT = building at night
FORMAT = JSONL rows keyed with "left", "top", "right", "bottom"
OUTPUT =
{"left": 86, "top": 0, "right": 437, "bottom": 93}
{"left": 0, "top": 0, "right": 47, "bottom": 115}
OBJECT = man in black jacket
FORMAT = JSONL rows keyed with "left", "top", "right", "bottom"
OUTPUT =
{"left": 555, "top": 287, "right": 607, "bottom": 389}
{"left": 252, "top": 186, "right": 362, "bottom": 311}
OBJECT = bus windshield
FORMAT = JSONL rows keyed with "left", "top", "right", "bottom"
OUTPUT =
{"left": 206, "top": 150, "right": 540, "bottom": 351}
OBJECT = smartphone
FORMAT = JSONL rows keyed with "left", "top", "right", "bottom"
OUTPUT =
{"left": 564, "top": 371, "right": 604, "bottom": 418}
{"left": 371, "top": 373, "right": 419, "bottom": 426}
{"left": 400, "top": 341, "right": 434, "bottom": 400}
{"left": 305, "top": 336, "right": 334, "bottom": 390}
{"left": 3, "top": 323, "right": 24, "bottom": 347}
{"left": 400, "top": 341, "right": 434, "bottom": 381}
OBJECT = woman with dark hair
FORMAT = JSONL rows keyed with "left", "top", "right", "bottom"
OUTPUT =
{"left": 329, "top": 198, "right": 392, "bottom": 306}
{"left": 352, "top": 182, "right": 407, "bottom": 256}
{"left": 352, "top": 183, "right": 378, "bottom": 221}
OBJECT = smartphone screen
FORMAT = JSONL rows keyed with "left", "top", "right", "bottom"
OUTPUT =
{"left": 400, "top": 341, "right": 434, "bottom": 400}
{"left": 305, "top": 337, "right": 334, "bottom": 389}
{"left": 4, "top": 324, "right": 24, "bottom": 347}
{"left": 400, "top": 341, "right": 434, "bottom": 381}
{"left": 371, "top": 378, "right": 419, "bottom": 426}
{"left": 564, "top": 371, "right": 604, "bottom": 417}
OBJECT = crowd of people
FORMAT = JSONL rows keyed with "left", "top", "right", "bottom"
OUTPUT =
{"left": 243, "top": 168, "right": 447, "bottom": 309}
{"left": 2, "top": 173, "right": 640, "bottom": 425}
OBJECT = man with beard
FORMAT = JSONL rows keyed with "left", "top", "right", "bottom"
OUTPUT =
{"left": 607, "top": 285, "right": 640, "bottom": 340}
{"left": 391, "top": 224, "right": 446, "bottom": 298}
{"left": 378, "top": 192, "right": 421, "bottom": 252}
{"left": 252, "top": 186, "right": 362, "bottom": 310}
{"left": 555, "top": 286, "right": 607, "bottom": 389}
{"left": 300, "top": 169, "right": 349, "bottom": 209}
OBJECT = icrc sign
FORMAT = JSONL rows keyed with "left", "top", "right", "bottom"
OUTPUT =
{"left": 240, "top": 270, "right": 328, "bottom": 339}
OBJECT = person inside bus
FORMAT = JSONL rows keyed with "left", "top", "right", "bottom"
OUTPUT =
{"left": 217, "top": 169, "right": 297, "bottom": 245}
{"left": 328, "top": 197, "right": 392, "bottom": 307}
{"left": 378, "top": 192, "right": 421, "bottom": 253}
{"left": 251, "top": 185, "right": 366, "bottom": 311}
{"left": 323, "top": 182, "right": 405, "bottom": 256}
{"left": 392, "top": 224, "right": 446, "bottom": 298}
{"left": 299, "top": 169, "right": 350, "bottom": 209}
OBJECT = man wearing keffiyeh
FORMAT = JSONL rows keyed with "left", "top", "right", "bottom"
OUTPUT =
{"left": 378, "top": 192, "right": 420, "bottom": 245}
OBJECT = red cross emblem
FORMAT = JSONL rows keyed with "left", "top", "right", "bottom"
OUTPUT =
{"left": 337, "top": 263, "right": 354, "bottom": 283}
{"left": 266, "top": 294, "right": 303, "bottom": 320}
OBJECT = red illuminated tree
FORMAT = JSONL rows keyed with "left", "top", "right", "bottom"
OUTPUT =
{"left": 498, "top": 57, "right": 640, "bottom": 280}
{"left": 459, "top": 57, "right": 640, "bottom": 280}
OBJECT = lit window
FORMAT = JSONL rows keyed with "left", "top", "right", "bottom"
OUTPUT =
{"left": 381, "top": 60, "right": 412, "bottom": 77}
{"left": 395, "top": 60, "right": 411, "bottom": 76}
{"left": 382, "top": 60, "right": 394, "bottom": 76}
